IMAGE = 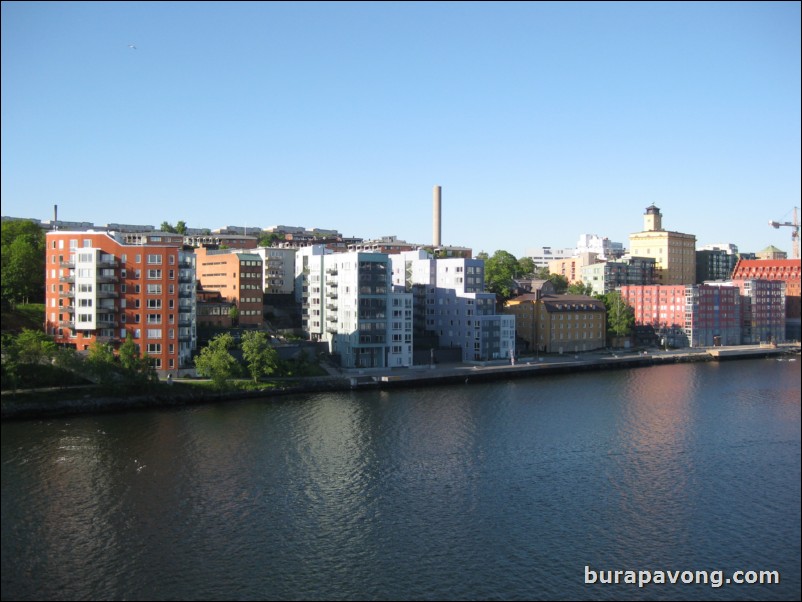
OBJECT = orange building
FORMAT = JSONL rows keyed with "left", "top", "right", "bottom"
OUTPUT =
{"left": 45, "top": 230, "right": 197, "bottom": 376}
{"left": 194, "top": 247, "right": 264, "bottom": 326}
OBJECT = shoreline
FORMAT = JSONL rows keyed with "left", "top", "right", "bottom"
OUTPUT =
{"left": 2, "top": 344, "right": 798, "bottom": 421}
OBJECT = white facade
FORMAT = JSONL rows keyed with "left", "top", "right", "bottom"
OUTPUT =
{"left": 301, "top": 250, "right": 413, "bottom": 368}
{"left": 392, "top": 252, "right": 516, "bottom": 362}
{"left": 524, "top": 246, "right": 575, "bottom": 269}
{"left": 249, "top": 247, "right": 297, "bottom": 295}
{"left": 576, "top": 234, "right": 625, "bottom": 260}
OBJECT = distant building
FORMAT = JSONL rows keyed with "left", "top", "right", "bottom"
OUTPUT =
{"left": 696, "top": 244, "right": 740, "bottom": 283}
{"left": 524, "top": 246, "right": 575, "bottom": 270}
{"left": 183, "top": 233, "right": 258, "bottom": 249}
{"left": 628, "top": 205, "right": 696, "bottom": 285}
{"left": 249, "top": 247, "right": 297, "bottom": 295}
{"left": 196, "top": 289, "right": 236, "bottom": 329}
{"left": 575, "top": 234, "right": 625, "bottom": 260}
{"left": 194, "top": 247, "right": 264, "bottom": 326}
{"left": 581, "top": 256, "right": 657, "bottom": 296}
{"left": 547, "top": 253, "right": 599, "bottom": 284}
{"left": 348, "top": 235, "right": 419, "bottom": 254}
{"left": 756, "top": 245, "right": 788, "bottom": 260}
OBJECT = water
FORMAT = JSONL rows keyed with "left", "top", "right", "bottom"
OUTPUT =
{"left": 2, "top": 359, "right": 800, "bottom": 600}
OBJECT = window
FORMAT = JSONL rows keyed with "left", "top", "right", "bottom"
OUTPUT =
{"left": 147, "top": 269, "right": 162, "bottom": 279}
{"left": 147, "top": 299, "right": 162, "bottom": 309}
{"left": 147, "top": 254, "right": 162, "bottom": 264}
{"left": 146, "top": 328, "right": 162, "bottom": 339}
{"left": 147, "top": 284, "right": 162, "bottom": 295}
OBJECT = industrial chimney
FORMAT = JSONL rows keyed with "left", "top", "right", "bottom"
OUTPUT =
{"left": 433, "top": 185, "right": 442, "bottom": 247}
{"left": 53, "top": 204, "right": 58, "bottom": 230}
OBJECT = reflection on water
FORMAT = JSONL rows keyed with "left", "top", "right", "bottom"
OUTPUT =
{"left": 2, "top": 360, "right": 800, "bottom": 601}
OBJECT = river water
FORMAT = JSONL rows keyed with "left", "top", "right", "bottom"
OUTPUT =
{"left": 2, "top": 359, "right": 800, "bottom": 601}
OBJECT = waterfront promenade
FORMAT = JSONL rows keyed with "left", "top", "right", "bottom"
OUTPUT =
{"left": 2, "top": 344, "right": 799, "bottom": 420}
{"left": 343, "top": 343, "right": 800, "bottom": 388}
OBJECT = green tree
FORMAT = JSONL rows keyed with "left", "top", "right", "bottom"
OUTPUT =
{"left": 229, "top": 305, "right": 240, "bottom": 326}
{"left": 567, "top": 281, "right": 594, "bottom": 296}
{"left": 1, "top": 220, "right": 46, "bottom": 306}
{"left": 15, "top": 329, "right": 57, "bottom": 365}
{"left": 548, "top": 274, "right": 569, "bottom": 294}
{"left": 160, "top": 221, "right": 177, "bottom": 233}
{"left": 86, "top": 340, "right": 118, "bottom": 385}
{"left": 534, "top": 266, "right": 551, "bottom": 280}
{"left": 175, "top": 220, "right": 188, "bottom": 235}
{"left": 194, "top": 333, "right": 238, "bottom": 388}
{"left": 119, "top": 334, "right": 156, "bottom": 385}
{"left": 605, "top": 291, "right": 635, "bottom": 337}
{"left": 517, "top": 257, "right": 536, "bottom": 277}
{"left": 1, "top": 332, "right": 21, "bottom": 391}
{"left": 483, "top": 250, "right": 520, "bottom": 300}
{"left": 240, "top": 330, "right": 279, "bottom": 382}
{"left": 258, "top": 232, "right": 282, "bottom": 247}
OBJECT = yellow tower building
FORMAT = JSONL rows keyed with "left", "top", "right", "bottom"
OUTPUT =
{"left": 628, "top": 205, "right": 696, "bottom": 285}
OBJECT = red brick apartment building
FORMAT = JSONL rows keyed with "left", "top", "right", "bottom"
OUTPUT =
{"left": 45, "top": 231, "right": 197, "bottom": 376}
{"left": 732, "top": 258, "right": 801, "bottom": 340}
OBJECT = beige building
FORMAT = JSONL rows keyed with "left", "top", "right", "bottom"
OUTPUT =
{"left": 628, "top": 205, "right": 696, "bottom": 285}
{"left": 505, "top": 294, "right": 606, "bottom": 354}
{"left": 547, "top": 252, "right": 599, "bottom": 284}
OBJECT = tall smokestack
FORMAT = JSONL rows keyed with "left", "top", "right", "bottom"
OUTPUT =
{"left": 54, "top": 204, "right": 58, "bottom": 230}
{"left": 433, "top": 185, "right": 441, "bottom": 247}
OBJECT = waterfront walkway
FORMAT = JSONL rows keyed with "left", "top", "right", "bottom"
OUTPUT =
{"left": 340, "top": 343, "right": 800, "bottom": 388}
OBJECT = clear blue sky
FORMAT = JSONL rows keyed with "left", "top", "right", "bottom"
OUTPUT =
{"left": 2, "top": 1, "right": 800, "bottom": 257}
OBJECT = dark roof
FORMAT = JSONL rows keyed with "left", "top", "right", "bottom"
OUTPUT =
{"left": 540, "top": 294, "right": 606, "bottom": 313}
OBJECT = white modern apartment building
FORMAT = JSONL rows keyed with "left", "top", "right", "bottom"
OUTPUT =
{"left": 298, "top": 247, "right": 413, "bottom": 368}
{"left": 247, "top": 247, "right": 297, "bottom": 295}
{"left": 391, "top": 251, "right": 516, "bottom": 362}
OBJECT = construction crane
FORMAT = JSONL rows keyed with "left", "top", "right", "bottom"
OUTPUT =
{"left": 769, "top": 206, "right": 800, "bottom": 259}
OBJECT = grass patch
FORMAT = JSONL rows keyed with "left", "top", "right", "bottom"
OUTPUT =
{"left": 1, "top": 303, "right": 45, "bottom": 334}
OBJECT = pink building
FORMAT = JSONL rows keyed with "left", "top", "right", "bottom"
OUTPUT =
{"left": 620, "top": 284, "right": 741, "bottom": 347}
{"left": 731, "top": 279, "right": 786, "bottom": 344}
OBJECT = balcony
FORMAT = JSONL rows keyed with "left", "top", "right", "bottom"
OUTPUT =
{"left": 326, "top": 291, "right": 338, "bottom": 299}
{"left": 58, "top": 289, "right": 75, "bottom": 298}
{"left": 59, "top": 276, "right": 75, "bottom": 283}
{"left": 96, "top": 274, "right": 119, "bottom": 283}
{"left": 326, "top": 315, "right": 338, "bottom": 323}
{"left": 97, "top": 290, "right": 119, "bottom": 298}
